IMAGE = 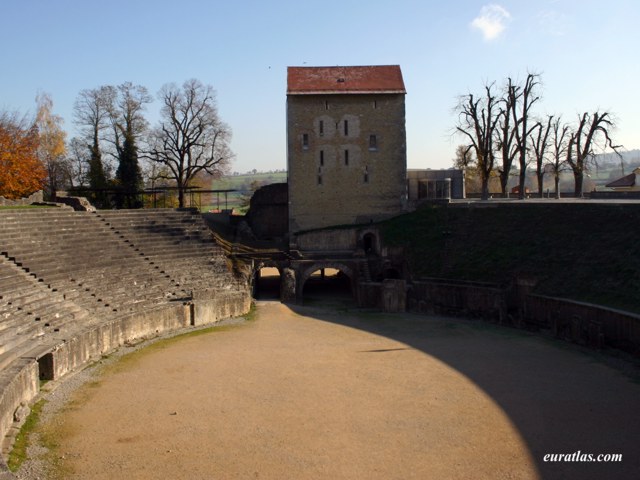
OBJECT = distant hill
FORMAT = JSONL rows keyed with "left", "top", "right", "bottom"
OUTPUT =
{"left": 594, "top": 149, "right": 640, "bottom": 169}
{"left": 211, "top": 171, "right": 287, "bottom": 194}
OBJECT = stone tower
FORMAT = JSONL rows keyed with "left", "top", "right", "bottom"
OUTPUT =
{"left": 286, "top": 65, "right": 407, "bottom": 237}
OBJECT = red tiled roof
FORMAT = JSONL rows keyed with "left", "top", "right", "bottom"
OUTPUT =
{"left": 606, "top": 172, "right": 636, "bottom": 188}
{"left": 287, "top": 65, "right": 406, "bottom": 95}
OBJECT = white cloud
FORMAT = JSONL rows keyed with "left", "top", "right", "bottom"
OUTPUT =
{"left": 471, "top": 4, "right": 512, "bottom": 41}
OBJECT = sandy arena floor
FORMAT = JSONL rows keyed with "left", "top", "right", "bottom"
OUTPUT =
{"left": 20, "top": 300, "right": 640, "bottom": 480}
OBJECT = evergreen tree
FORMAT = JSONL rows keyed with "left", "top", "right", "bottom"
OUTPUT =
{"left": 88, "top": 138, "right": 109, "bottom": 208}
{"left": 115, "top": 129, "right": 143, "bottom": 208}
{"left": 110, "top": 82, "right": 150, "bottom": 209}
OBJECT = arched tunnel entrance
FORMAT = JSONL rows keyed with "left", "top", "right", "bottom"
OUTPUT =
{"left": 300, "top": 263, "right": 354, "bottom": 306}
{"left": 254, "top": 266, "right": 282, "bottom": 300}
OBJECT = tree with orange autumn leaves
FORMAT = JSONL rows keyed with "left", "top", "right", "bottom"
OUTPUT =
{"left": 0, "top": 111, "right": 46, "bottom": 199}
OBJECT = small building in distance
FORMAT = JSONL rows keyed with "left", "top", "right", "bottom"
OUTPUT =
{"left": 286, "top": 65, "right": 408, "bottom": 237}
{"left": 407, "top": 169, "right": 466, "bottom": 202}
{"left": 605, "top": 167, "right": 640, "bottom": 191}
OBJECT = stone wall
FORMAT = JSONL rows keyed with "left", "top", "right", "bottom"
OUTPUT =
{"left": 295, "top": 228, "right": 358, "bottom": 251}
{"left": 287, "top": 93, "right": 407, "bottom": 234}
{"left": 408, "top": 279, "right": 507, "bottom": 321}
{"left": 400, "top": 278, "right": 640, "bottom": 356}
{"left": 245, "top": 183, "right": 288, "bottom": 240}
{"left": 53, "top": 194, "right": 96, "bottom": 212}
{"left": 0, "top": 191, "right": 43, "bottom": 207}
{"left": 524, "top": 294, "right": 640, "bottom": 354}
{"left": 0, "top": 361, "right": 39, "bottom": 460}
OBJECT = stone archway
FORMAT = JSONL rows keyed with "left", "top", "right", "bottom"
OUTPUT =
{"left": 298, "top": 262, "right": 355, "bottom": 305}
{"left": 254, "top": 264, "right": 282, "bottom": 300}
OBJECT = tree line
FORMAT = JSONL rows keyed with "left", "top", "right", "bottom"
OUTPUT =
{"left": 0, "top": 79, "right": 233, "bottom": 208}
{"left": 454, "top": 73, "right": 621, "bottom": 199}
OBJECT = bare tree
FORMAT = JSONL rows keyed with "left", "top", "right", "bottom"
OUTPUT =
{"left": 452, "top": 144, "right": 481, "bottom": 194}
{"left": 508, "top": 73, "right": 542, "bottom": 199}
{"left": 145, "top": 79, "right": 233, "bottom": 208}
{"left": 66, "top": 137, "right": 90, "bottom": 187}
{"left": 548, "top": 117, "right": 570, "bottom": 198}
{"left": 108, "top": 83, "right": 151, "bottom": 148}
{"left": 566, "top": 111, "right": 621, "bottom": 197}
{"left": 455, "top": 83, "right": 501, "bottom": 200}
{"left": 495, "top": 87, "right": 519, "bottom": 195}
{"left": 35, "top": 92, "right": 67, "bottom": 199}
{"left": 73, "top": 86, "right": 114, "bottom": 206}
{"left": 452, "top": 144, "right": 475, "bottom": 169}
{"left": 529, "top": 115, "right": 553, "bottom": 197}
{"left": 108, "top": 82, "right": 152, "bottom": 208}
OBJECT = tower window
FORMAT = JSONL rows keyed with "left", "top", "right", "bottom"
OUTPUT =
{"left": 319, "top": 120, "right": 324, "bottom": 136}
{"left": 302, "top": 133, "right": 309, "bottom": 149}
{"left": 369, "top": 134, "right": 378, "bottom": 150}
{"left": 344, "top": 120, "right": 349, "bottom": 136}
{"left": 325, "top": 100, "right": 329, "bottom": 110}
{"left": 364, "top": 166, "right": 369, "bottom": 183}
{"left": 319, "top": 150, "right": 324, "bottom": 166}
{"left": 344, "top": 149, "right": 349, "bottom": 166}
{"left": 373, "top": 100, "right": 378, "bottom": 109}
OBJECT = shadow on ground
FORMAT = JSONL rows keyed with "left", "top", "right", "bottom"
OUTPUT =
{"left": 288, "top": 300, "right": 640, "bottom": 480}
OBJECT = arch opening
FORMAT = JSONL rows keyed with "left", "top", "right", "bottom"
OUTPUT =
{"left": 301, "top": 267, "right": 353, "bottom": 306}
{"left": 254, "top": 266, "right": 282, "bottom": 300}
{"left": 363, "top": 232, "right": 377, "bottom": 255}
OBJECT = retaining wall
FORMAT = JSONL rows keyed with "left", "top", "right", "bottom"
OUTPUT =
{"left": 524, "top": 294, "right": 640, "bottom": 354}
{"left": 0, "top": 360, "right": 39, "bottom": 459}
{"left": 401, "top": 278, "right": 640, "bottom": 356}
{"left": 408, "top": 279, "right": 507, "bottom": 321}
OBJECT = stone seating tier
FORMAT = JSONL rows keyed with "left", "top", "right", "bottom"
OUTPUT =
{"left": 0, "top": 209, "right": 229, "bottom": 346}
{"left": 0, "top": 208, "right": 249, "bottom": 459}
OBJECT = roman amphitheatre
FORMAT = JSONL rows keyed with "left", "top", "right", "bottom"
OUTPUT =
{"left": 1, "top": 65, "right": 639, "bottom": 479}
{"left": 0, "top": 205, "right": 638, "bottom": 480}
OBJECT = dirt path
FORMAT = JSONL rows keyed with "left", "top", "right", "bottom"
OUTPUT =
{"left": 22, "top": 301, "right": 640, "bottom": 479}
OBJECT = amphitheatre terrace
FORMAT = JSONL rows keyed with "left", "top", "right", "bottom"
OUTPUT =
{"left": 0, "top": 201, "right": 639, "bottom": 479}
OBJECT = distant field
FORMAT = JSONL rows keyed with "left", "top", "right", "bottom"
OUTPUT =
{"left": 202, "top": 172, "right": 287, "bottom": 212}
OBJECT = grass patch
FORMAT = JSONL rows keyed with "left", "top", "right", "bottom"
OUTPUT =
{"left": 8, "top": 399, "right": 46, "bottom": 472}
{"left": 0, "top": 204, "right": 54, "bottom": 210}
{"left": 243, "top": 301, "right": 258, "bottom": 322}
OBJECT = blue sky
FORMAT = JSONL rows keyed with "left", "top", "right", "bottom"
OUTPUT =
{"left": 1, "top": 0, "right": 639, "bottom": 172}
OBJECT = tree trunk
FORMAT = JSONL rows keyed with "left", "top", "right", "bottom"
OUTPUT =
{"left": 518, "top": 165, "right": 526, "bottom": 200}
{"left": 499, "top": 172, "right": 509, "bottom": 196}
{"left": 481, "top": 177, "right": 490, "bottom": 200}
{"left": 178, "top": 187, "right": 185, "bottom": 208}
{"left": 573, "top": 171, "right": 584, "bottom": 198}
{"left": 554, "top": 174, "right": 560, "bottom": 199}
{"left": 537, "top": 172, "right": 544, "bottom": 198}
